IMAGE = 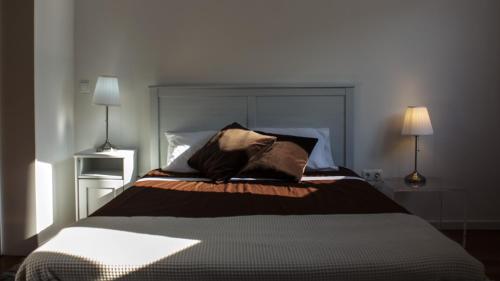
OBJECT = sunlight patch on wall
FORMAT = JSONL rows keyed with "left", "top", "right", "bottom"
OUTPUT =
{"left": 35, "top": 160, "right": 54, "bottom": 233}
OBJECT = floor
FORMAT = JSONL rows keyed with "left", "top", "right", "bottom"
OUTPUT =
{"left": 443, "top": 230, "right": 500, "bottom": 280}
{"left": 0, "top": 230, "right": 499, "bottom": 279}
{"left": 0, "top": 255, "right": 24, "bottom": 274}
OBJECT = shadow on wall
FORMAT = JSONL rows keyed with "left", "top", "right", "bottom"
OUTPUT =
{"left": 380, "top": 112, "right": 413, "bottom": 175}
{"left": 380, "top": 113, "right": 405, "bottom": 157}
{"left": 1, "top": 0, "right": 38, "bottom": 255}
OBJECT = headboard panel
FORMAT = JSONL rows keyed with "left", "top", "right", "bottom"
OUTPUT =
{"left": 149, "top": 84, "right": 354, "bottom": 170}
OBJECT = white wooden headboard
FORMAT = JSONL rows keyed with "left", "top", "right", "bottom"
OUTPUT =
{"left": 149, "top": 84, "right": 354, "bottom": 170}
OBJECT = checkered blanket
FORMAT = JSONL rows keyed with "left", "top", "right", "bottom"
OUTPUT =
{"left": 16, "top": 214, "right": 485, "bottom": 281}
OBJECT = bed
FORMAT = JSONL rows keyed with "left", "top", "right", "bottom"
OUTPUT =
{"left": 16, "top": 85, "right": 485, "bottom": 281}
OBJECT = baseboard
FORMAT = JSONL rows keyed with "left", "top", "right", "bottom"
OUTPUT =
{"left": 428, "top": 219, "right": 500, "bottom": 230}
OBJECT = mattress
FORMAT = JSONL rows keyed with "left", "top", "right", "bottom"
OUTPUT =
{"left": 16, "top": 169, "right": 486, "bottom": 281}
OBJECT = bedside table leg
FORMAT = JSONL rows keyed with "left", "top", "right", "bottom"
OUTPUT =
{"left": 462, "top": 190, "right": 468, "bottom": 248}
{"left": 439, "top": 191, "right": 444, "bottom": 230}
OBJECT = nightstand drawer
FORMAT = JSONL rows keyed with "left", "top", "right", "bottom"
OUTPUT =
{"left": 78, "top": 179, "right": 124, "bottom": 219}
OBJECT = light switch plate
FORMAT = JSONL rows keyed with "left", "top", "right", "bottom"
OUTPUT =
{"left": 79, "top": 80, "right": 90, "bottom": 94}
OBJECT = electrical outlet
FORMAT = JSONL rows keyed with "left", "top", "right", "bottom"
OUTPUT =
{"left": 362, "top": 169, "right": 383, "bottom": 181}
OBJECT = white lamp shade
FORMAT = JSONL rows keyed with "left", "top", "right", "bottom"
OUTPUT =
{"left": 93, "top": 76, "right": 120, "bottom": 106}
{"left": 401, "top": 106, "right": 434, "bottom": 136}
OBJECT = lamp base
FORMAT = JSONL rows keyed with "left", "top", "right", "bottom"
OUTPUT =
{"left": 404, "top": 171, "right": 426, "bottom": 187}
{"left": 96, "top": 140, "right": 118, "bottom": 152}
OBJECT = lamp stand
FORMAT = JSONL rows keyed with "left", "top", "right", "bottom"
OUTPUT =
{"left": 404, "top": 135, "right": 426, "bottom": 187}
{"left": 96, "top": 106, "right": 118, "bottom": 152}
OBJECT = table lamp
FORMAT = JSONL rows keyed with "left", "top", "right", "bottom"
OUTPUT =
{"left": 401, "top": 106, "right": 433, "bottom": 187}
{"left": 93, "top": 76, "right": 120, "bottom": 152}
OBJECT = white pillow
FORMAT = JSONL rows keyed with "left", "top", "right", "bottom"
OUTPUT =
{"left": 163, "top": 130, "right": 216, "bottom": 172}
{"left": 251, "top": 127, "right": 338, "bottom": 171}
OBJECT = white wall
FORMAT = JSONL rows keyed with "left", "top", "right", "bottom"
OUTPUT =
{"left": 34, "top": 0, "right": 75, "bottom": 247}
{"left": 0, "top": 0, "right": 75, "bottom": 255}
{"left": 74, "top": 0, "right": 500, "bottom": 224}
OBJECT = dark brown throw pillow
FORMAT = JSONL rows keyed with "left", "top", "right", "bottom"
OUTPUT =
{"left": 238, "top": 132, "right": 318, "bottom": 181}
{"left": 188, "top": 123, "right": 276, "bottom": 182}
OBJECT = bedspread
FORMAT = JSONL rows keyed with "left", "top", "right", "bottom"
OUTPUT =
{"left": 16, "top": 214, "right": 485, "bottom": 281}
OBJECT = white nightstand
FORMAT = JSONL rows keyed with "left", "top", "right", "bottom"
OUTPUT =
{"left": 375, "top": 177, "right": 467, "bottom": 247}
{"left": 74, "top": 149, "right": 137, "bottom": 220}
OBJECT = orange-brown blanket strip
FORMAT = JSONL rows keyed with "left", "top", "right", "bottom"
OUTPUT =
{"left": 92, "top": 168, "right": 407, "bottom": 217}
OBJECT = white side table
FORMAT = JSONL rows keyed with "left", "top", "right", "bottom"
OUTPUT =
{"left": 74, "top": 149, "right": 137, "bottom": 220}
{"left": 375, "top": 177, "right": 467, "bottom": 247}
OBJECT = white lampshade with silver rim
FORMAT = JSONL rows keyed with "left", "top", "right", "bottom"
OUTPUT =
{"left": 93, "top": 76, "right": 121, "bottom": 106}
{"left": 402, "top": 106, "right": 433, "bottom": 136}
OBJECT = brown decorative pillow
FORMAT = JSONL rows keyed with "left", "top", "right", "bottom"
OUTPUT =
{"left": 188, "top": 123, "right": 276, "bottom": 182}
{"left": 238, "top": 132, "right": 318, "bottom": 181}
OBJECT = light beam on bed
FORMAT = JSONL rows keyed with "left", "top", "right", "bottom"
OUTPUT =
{"left": 35, "top": 226, "right": 201, "bottom": 268}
